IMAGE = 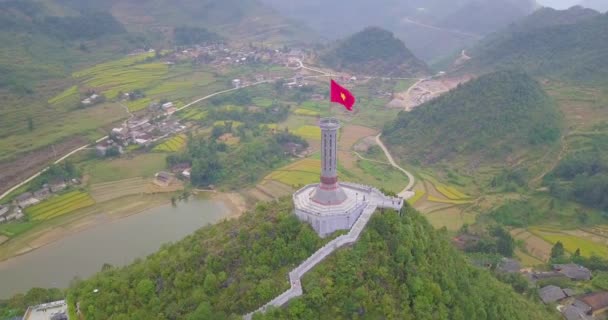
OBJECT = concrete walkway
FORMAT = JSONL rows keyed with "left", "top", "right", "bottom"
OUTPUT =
{"left": 244, "top": 191, "right": 402, "bottom": 319}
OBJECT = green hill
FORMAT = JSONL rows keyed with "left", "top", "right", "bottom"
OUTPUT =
{"left": 383, "top": 71, "right": 561, "bottom": 168}
{"left": 63, "top": 198, "right": 555, "bottom": 319}
{"left": 320, "top": 27, "right": 430, "bottom": 77}
{"left": 465, "top": 9, "right": 608, "bottom": 85}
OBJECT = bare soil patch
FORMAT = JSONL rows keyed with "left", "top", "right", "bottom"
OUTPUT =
{"left": 0, "top": 136, "right": 88, "bottom": 195}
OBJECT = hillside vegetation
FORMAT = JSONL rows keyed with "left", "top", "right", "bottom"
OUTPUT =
{"left": 383, "top": 71, "right": 561, "bottom": 167}
{"left": 65, "top": 198, "right": 555, "bottom": 319}
{"left": 321, "top": 27, "right": 429, "bottom": 77}
{"left": 466, "top": 9, "right": 608, "bottom": 85}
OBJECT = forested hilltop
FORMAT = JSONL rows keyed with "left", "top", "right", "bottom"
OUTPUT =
{"left": 62, "top": 198, "right": 555, "bottom": 319}
{"left": 465, "top": 9, "right": 608, "bottom": 85}
{"left": 383, "top": 70, "right": 561, "bottom": 168}
{"left": 320, "top": 27, "right": 430, "bottom": 77}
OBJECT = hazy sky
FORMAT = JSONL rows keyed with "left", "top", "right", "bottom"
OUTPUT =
{"left": 536, "top": 0, "right": 581, "bottom": 9}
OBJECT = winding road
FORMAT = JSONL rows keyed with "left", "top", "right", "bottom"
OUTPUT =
{"left": 375, "top": 133, "right": 416, "bottom": 197}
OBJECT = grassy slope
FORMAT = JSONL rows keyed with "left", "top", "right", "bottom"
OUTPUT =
{"left": 465, "top": 9, "right": 608, "bottom": 85}
{"left": 383, "top": 70, "right": 561, "bottom": 186}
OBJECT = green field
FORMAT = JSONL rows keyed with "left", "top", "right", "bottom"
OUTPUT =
{"left": 26, "top": 191, "right": 95, "bottom": 221}
{"left": 427, "top": 196, "right": 474, "bottom": 205}
{"left": 153, "top": 134, "right": 187, "bottom": 153}
{"left": 356, "top": 160, "right": 408, "bottom": 194}
{"left": 252, "top": 97, "right": 274, "bottom": 108}
{"left": 293, "top": 125, "right": 321, "bottom": 140}
{"left": 84, "top": 153, "right": 167, "bottom": 184}
{"left": 48, "top": 85, "right": 79, "bottom": 106}
{"left": 530, "top": 228, "right": 608, "bottom": 258}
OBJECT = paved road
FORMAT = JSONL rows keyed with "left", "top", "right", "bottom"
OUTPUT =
{"left": 375, "top": 133, "right": 416, "bottom": 196}
{"left": 0, "top": 81, "right": 268, "bottom": 202}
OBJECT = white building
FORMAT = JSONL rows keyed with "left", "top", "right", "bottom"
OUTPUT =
{"left": 293, "top": 118, "right": 403, "bottom": 237}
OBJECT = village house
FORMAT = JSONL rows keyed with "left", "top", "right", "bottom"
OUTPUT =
{"left": 497, "top": 258, "right": 521, "bottom": 274}
{"left": 154, "top": 172, "right": 175, "bottom": 187}
{"left": 538, "top": 285, "right": 575, "bottom": 304}
{"left": 33, "top": 186, "right": 52, "bottom": 201}
{"left": 577, "top": 292, "right": 608, "bottom": 318}
{"left": 554, "top": 264, "right": 592, "bottom": 281}
{"left": 0, "top": 204, "right": 9, "bottom": 217}
{"left": 49, "top": 180, "right": 67, "bottom": 193}
{"left": 15, "top": 192, "right": 39, "bottom": 208}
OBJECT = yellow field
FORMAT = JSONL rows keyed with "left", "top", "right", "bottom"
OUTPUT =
{"left": 48, "top": 85, "right": 79, "bottom": 105}
{"left": 153, "top": 134, "right": 187, "bottom": 152}
{"left": 436, "top": 185, "right": 469, "bottom": 200}
{"left": 530, "top": 227, "right": 608, "bottom": 258}
{"left": 293, "top": 125, "right": 321, "bottom": 140}
{"left": 26, "top": 191, "right": 95, "bottom": 221}
{"left": 407, "top": 190, "right": 426, "bottom": 205}
{"left": 294, "top": 108, "right": 320, "bottom": 117}
{"left": 427, "top": 196, "right": 473, "bottom": 205}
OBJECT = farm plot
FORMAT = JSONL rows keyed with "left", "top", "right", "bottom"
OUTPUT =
{"left": 425, "top": 207, "right": 475, "bottom": 231}
{"left": 511, "top": 229, "right": 553, "bottom": 262}
{"left": 265, "top": 159, "right": 320, "bottom": 187}
{"left": 153, "top": 134, "right": 187, "bottom": 153}
{"left": 90, "top": 178, "right": 151, "bottom": 203}
{"left": 529, "top": 227, "right": 608, "bottom": 258}
{"left": 26, "top": 191, "right": 95, "bottom": 221}
{"left": 294, "top": 109, "right": 320, "bottom": 117}
{"left": 293, "top": 125, "right": 321, "bottom": 140}
{"left": 73, "top": 53, "right": 167, "bottom": 100}
{"left": 48, "top": 85, "right": 79, "bottom": 106}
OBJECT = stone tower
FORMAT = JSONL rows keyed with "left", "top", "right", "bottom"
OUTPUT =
{"left": 310, "top": 117, "right": 347, "bottom": 205}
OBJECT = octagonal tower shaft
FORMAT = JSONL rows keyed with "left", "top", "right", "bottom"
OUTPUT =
{"left": 320, "top": 118, "right": 340, "bottom": 183}
{"left": 310, "top": 117, "right": 347, "bottom": 206}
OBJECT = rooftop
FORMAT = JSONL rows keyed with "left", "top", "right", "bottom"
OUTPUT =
{"left": 579, "top": 291, "right": 608, "bottom": 312}
{"left": 23, "top": 300, "right": 67, "bottom": 320}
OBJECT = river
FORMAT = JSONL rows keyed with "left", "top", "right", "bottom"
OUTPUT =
{"left": 0, "top": 198, "right": 230, "bottom": 298}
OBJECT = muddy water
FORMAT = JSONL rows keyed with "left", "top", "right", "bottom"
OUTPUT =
{"left": 0, "top": 198, "right": 230, "bottom": 298}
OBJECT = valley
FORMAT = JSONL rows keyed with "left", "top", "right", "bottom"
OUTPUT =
{"left": 1, "top": 1, "right": 608, "bottom": 320}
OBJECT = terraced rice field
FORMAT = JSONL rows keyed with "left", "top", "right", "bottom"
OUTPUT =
{"left": 153, "top": 134, "right": 187, "bottom": 152}
{"left": 90, "top": 178, "right": 151, "bottom": 203}
{"left": 293, "top": 125, "right": 321, "bottom": 140}
{"left": 178, "top": 108, "right": 207, "bottom": 121}
{"left": 511, "top": 229, "right": 552, "bottom": 262}
{"left": 264, "top": 159, "right": 320, "bottom": 187}
{"left": 407, "top": 190, "right": 426, "bottom": 205}
{"left": 26, "top": 191, "right": 95, "bottom": 221}
{"left": 529, "top": 227, "right": 608, "bottom": 258}
{"left": 48, "top": 85, "right": 79, "bottom": 106}
{"left": 73, "top": 53, "right": 168, "bottom": 99}
{"left": 426, "top": 196, "right": 473, "bottom": 205}
{"left": 425, "top": 207, "right": 475, "bottom": 231}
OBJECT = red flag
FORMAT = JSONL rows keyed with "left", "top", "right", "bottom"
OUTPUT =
{"left": 330, "top": 79, "right": 355, "bottom": 111}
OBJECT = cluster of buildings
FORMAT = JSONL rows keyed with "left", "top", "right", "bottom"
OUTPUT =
{"left": 496, "top": 258, "right": 608, "bottom": 320}
{"left": 80, "top": 93, "right": 103, "bottom": 107}
{"left": 99, "top": 115, "right": 186, "bottom": 154}
{"left": 1, "top": 180, "right": 71, "bottom": 224}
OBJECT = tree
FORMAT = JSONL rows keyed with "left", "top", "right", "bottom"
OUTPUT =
{"left": 551, "top": 241, "right": 565, "bottom": 260}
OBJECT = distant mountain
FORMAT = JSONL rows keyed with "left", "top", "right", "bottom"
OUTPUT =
{"left": 259, "top": 0, "right": 537, "bottom": 61}
{"left": 320, "top": 27, "right": 430, "bottom": 77}
{"left": 464, "top": 8, "right": 608, "bottom": 84}
{"left": 65, "top": 198, "right": 555, "bottom": 319}
{"left": 580, "top": 0, "right": 608, "bottom": 12}
{"left": 383, "top": 71, "right": 561, "bottom": 167}
{"left": 0, "top": 0, "right": 126, "bottom": 91}
{"left": 438, "top": 0, "right": 538, "bottom": 34}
